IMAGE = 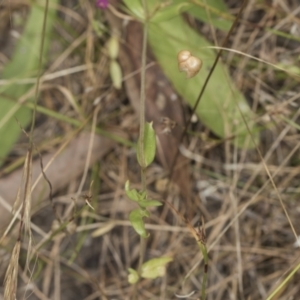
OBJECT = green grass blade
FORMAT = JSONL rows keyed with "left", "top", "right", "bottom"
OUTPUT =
{"left": 266, "top": 261, "right": 300, "bottom": 300}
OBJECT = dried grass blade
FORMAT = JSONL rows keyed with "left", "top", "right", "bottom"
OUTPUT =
{"left": 4, "top": 241, "right": 21, "bottom": 300}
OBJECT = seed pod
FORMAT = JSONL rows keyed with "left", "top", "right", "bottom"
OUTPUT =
{"left": 177, "top": 50, "right": 202, "bottom": 78}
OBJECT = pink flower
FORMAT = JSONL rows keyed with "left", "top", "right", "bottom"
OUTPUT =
{"left": 96, "top": 0, "right": 108, "bottom": 9}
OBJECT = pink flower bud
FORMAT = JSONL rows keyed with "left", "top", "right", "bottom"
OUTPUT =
{"left": 96, "top": 0, "right": 108, "bottom": 9}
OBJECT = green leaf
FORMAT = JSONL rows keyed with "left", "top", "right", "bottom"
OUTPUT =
{"left": 128, "top": 268, "right": 139, "bottom": 284}
{"left": 123, "top": 0, "right": 231, "bottom": 30}
{"left": 125, "top": 180, "right": 140, "bottom": 202}
{"left": 140, "top": 208, "right": 150, "bottom": 218}
{"left": 137, "top": 122, "right": 156, "bottom": 168}
{"left": 129, "top": 208, "right": 150, "bottom": 238}
{"left": 125, "top": 180, "right": 149, "bottom": 203}
{"left": 0, "top": 2, "right": 58, "bottom": 164}
{"left": 276, "top": 62, "right": 300, "bottom": 76}
{"left": 150, "top": 2, "right": 192, "bottom": 23}
{"left": 148, "top": 11, "right": 259, "bottom": 148}
{"left": 150, "top": 0, "right": 232, "bottom": 31}
{"left": 188, "top": 0, "right": 232, "bottom": 31}
{"left": 107, "top": 36, "right": 119, "bottom": 60}
{"left": 140, "top": 190, "right": 147, "bottom": 199}
{"left": 123, "top": 0, "right": 144, "bottom": 20}
{"left": 141, "top": 256, "right": 173, "bottom": 279}
{"left": 109, "top": 60, "right": 122, "bottom": 90}
{"left": 139, "top": 200, "right": 162, "bottom": 208}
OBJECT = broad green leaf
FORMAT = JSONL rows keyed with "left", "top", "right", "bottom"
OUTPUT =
{"left": 139, "top": 200, "right": 162, "bottom": 208}
{"left": 0, "top": 2, "right": 57, "bottom": 164}
{"left": 123, "top": 0, "right": 231, "bottom": 30}
{"left": 137, "top": 122, "right": 156, "bottom": 168}
{"left": 150, "top": 0, "right": 231, "bottom": 31}
{"left": 129, "top": 208, "right": 150, "bottom": 238}
{"left": 122, "top": 0, "right": 144, "bottom": 20}
{"left": 141, "top": 256, "right": 173, "bottom": 279}
{"left": 148, "top": 11, "right": 259, "bottom": 148}
{"left": 128, "top": 268, "right": 139, "bottom": 284}
{"left": 188, "top": 0, "right": 232, "bottom": 31}
{"left": 150, "top": 2, "right": 192, "bottom": 23}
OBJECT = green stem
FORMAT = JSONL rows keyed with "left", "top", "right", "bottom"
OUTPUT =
{"left": 266, "top": 262, "right": 300, "bottom": 300}
{"left": 141, "top": 167, "right": 146, "bottom": 192}
{"left": 138, "top": 237, "right": 146, "bottom": 274}
{"left": 132, "top": 236, "right": 146, "bottom": 300}
{"left": 198, "top": 242, "right": 208, "bottom": 300}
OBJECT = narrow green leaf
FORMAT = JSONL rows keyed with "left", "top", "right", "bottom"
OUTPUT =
{"left": 137, "top": 122, "right": 156, "bottom": 167}
{"left": 141, "top": 256, "right": 173, "bottom": 279}
{"left": 109, "top": 60, "right": 122, "bottom": 90}
{"left": 139, "top": 208, "right": 150, "bottom": 218}
{"left": 107, "top": 36, "right": 119, "bottom": 60}
{"left": 140, "top": 191, "right": 147, "bottom": 200}
{"left": 0, "top": 2, "right": 58, "bottom": 164}
{"left": 276, "top": 62, "right": 300, "bottom": 76}
{"left": 148, "top": 12, "right": 259, "bottom": 148}
{"left": 129, "top": 209, "right": 150, "bottom": 238}
{"left": 125, "top": 180, "right": 140, "bottom": 202}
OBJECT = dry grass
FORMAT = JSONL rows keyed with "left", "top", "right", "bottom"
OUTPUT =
{"left": 1, "top": 1, "right": 300, "bottom": 299}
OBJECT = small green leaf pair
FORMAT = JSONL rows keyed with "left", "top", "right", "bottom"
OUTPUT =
{"left": 126, "top": 180, "right": 162, "bottom": 238}
{"left": 125, "top": 181, "right": 161, "bottom": 207}
{"left": 128, "top": 257, "right": 173, "bottom": 284}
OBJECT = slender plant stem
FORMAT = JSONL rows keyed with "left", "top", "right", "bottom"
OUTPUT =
{"left": 141, "top": 167, "right": 146, "bottom": 192}
{"left": 138, "top": 0, "right": 148, "bottom": 192}
{"left": 266, "top": 261, "right": 300, "bottom": 300}
{"left": 133, "top": 236, "right": 146, "bottom": 300}
{"left": 138, "top": 237, "right": 146, "bottom": 273}
{"left": 133, "top": 2, "right": 148, "bottom": 299}
{"left": 198, "top": 242, "right": 208, "bottom": 300}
